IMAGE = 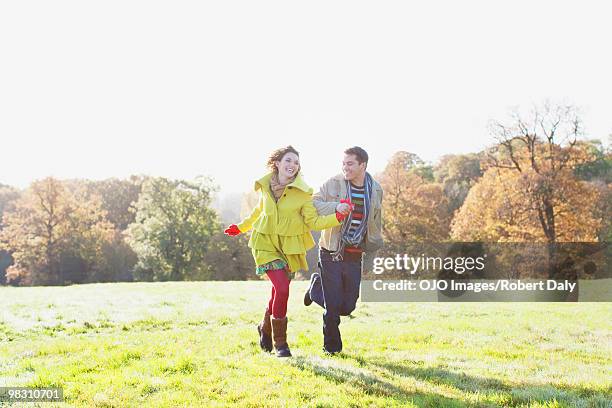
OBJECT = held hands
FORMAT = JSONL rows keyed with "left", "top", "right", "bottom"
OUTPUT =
{"left": 336, "top": 199, "right": 354, "bottom": 215}
{"left": 335, "top": 198, "right": 355, "bottom": 221}
{"left": 224, "top": 224, "right": 241, "bottom": 236}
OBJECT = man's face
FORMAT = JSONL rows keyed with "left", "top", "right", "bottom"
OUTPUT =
{"left": 342, "top": 154, "right": 366, "bottom": 181}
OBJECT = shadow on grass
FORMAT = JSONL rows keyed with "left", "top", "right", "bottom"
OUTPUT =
{"left": 340, "top": 353, "right": 610, "bottom": 407}
{"left": 290, "top": 355, "right": 471, "bottom": 407}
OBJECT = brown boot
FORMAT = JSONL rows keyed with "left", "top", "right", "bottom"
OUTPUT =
{"left": 257, "top": 308, "right": 273, "bottom": 352}
{"left": 271, "top": 316, "right": 292, "bottom": 357}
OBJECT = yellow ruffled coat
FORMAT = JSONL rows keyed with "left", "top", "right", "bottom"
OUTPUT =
{"left": 237, "top": 172, "right": 340, "bottom": 274}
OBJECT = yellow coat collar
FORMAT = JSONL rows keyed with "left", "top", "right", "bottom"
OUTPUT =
{"left": 254, "top": 172, "right": 313, "bottom": 194}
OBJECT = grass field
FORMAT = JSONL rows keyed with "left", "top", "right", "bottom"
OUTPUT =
{"left": 0, "top": 281, "right": 610, "bottom": 407}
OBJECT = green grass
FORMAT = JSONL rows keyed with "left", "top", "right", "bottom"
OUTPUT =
{"left": 0, "top": 281, "right": 610, "bottom": 407}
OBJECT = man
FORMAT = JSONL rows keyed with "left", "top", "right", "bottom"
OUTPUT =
{"left": 304, "top": 146, "right": 384, "bottom": 354}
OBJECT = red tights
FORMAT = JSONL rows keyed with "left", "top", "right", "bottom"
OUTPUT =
{"left": 266, "top": 268, "right": 291, "bottom": 319}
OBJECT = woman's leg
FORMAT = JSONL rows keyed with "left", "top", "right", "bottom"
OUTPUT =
{"left": 266, "top": 268, "right": 292, "bottom": 357}
{"left": 267, "top": 285, "right": 275, "bottom": 313}
{"left": 266, "top": 268, "right": 290, "bottom": 319}
{"left": 258, "top": 297, "right": 273, "bottom": 352}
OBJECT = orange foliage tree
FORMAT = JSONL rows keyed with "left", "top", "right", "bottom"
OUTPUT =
{"left": 450, "top": 167, "right": 601, "bottom": 242}
{"left": 0, "top": 178, "right": 114, "bottom": 285}
{"left": 450, "top": 103, "right": 603, "bottom": 278}
{"left": 379, "top": 151, "right": 451, "bottom": 253}
{"left": 473, "top": 102, "right": 600, "bottom": 243}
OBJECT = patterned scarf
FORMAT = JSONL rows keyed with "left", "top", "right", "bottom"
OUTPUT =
{"left": 331, "top": 172, "right": 373, "bottom": 261}
{"left": 269, "top": 172, "right": 296, "bottom": 201}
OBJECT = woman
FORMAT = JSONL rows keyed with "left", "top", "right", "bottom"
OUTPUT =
{"left": 224, "top": 146, "right": 351, "bottom": 357}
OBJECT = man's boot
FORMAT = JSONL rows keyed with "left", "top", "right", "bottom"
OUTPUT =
{"left": 304, "top": 281, "right": 313, "bottom": 306}
{"left": 271, "top": 316, "right": 292, "bottom": 357}
{"left": 257, "top": 308, "right": 273, "bottom": 352}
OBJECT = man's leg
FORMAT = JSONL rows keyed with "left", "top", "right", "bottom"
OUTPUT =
{"left": 319, "top": 250, "right": 343, "bottom": 353}
{"left": 307, "top": 264, "right": 325, "bottom": 308}
{"left": 340, "top": 260, "right": 362, "bottom": 316}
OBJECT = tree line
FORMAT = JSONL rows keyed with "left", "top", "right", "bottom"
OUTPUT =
{"left": 0, "top": 176, "right": 254, "bottom": 285}
{"left": 1, "top": 103, "right": 610, "bottom": 285}
{"left": 381, "top": 107, "right": 610, "bottom": 249}
{"left": 378, "top": 103, "right": 610, "bottom": 280}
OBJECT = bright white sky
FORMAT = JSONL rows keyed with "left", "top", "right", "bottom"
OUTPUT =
{"left": 1, "top": 1, "right": 610, "bottom": 196}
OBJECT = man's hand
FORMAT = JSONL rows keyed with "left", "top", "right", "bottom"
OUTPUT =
{"left": 335, "top": 202, "right": 351, "bottom": 215}
{"left": 224, "top": 224, "right": 241, "bottom": 236}
{"left": 335, "top": 198, "right": 354, "bottom": 221}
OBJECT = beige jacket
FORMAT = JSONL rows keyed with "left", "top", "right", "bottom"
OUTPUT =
{"left": 312, "top": 174, "right": 384, "bottom": 267}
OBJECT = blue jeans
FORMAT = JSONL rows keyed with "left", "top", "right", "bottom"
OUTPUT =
{"left": 310, "top": 248, "right": 362, "bottom": 353}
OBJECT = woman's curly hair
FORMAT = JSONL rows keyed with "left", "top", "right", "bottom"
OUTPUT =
{"left": 266, "top": 145, "right": 300, "bottom": 173}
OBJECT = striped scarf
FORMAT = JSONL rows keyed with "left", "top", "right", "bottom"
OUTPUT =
{"left": 331, "top": 172, "right": 373, "bottom": 261}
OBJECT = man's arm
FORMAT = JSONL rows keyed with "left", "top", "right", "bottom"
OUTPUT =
{"left": 312, "top": 178, "right": 339, "bottom": 216}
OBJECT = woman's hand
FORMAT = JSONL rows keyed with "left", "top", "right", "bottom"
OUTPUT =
{"left": 224, "top": 224, "right": 241, "bottom": 236}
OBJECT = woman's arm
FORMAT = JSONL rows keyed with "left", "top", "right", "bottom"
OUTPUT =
{"left": 236, "top": 193, "right": 263, "bottom": 233}
{"left": 301, "top": 200, "right": 342, "bottom": 231}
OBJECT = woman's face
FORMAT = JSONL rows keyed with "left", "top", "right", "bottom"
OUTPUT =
{"left": 275, "top": 152, "right": 300, "bottom": 179}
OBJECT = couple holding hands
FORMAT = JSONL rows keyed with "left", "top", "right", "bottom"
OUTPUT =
{"left": 224, "top": 145, "right": 383, "bottom": 357}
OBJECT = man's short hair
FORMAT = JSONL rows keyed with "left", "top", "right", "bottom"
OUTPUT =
{"left": 344, "top": 146, "right": 369, "bottom": 166}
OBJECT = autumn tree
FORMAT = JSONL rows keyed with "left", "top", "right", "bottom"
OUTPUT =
{"left": 379, "top": 151, "right": 451, "bottom": 253}
{"left": 482, "top": 103, "right": 600, "bottom": 242}
{"left": 451, "top": 102, "right": 603, "bottom": 277}
{"left": 50, "top": 177, "right": 144, "bottom": 282}
{"left": 0, "top": 178, "right": 115, "bottom": 285}
{"left": 450, "top": 168, "right": 600, "bottom": 242}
